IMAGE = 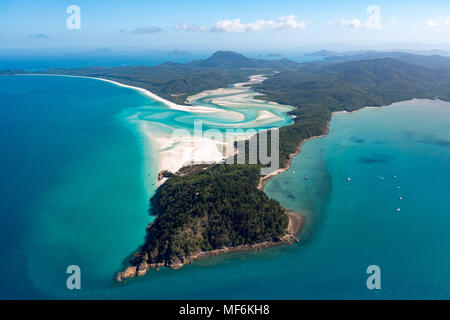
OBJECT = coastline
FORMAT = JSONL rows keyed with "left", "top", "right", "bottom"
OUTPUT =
{"left": 14, "top": 73, "right": 224, "bottom": 114}
{"left": 256, "top": 99, "right": 421, "bottom": 191}
{"left": 258, "top": 124, "right": 331, "bottom": 191}
{"left": 116, "top": 209, "right": 304, "bottom": 282}
{"left": 15, "top": 74, "right": 239, "bottom": 177}
{"left": 185, "top": 74, "right": 268, "bottom": 103}
{"left": 15, "top": 73, "right": 292, "bottom": 177}
{"left": 17, "top": 74, "right": 427, "bottom": 283}
{"left": 14, "top": 74, "right": 304, "bottom": 283}
{"left": 120, "top": 98, "right": 443, "bottom": 282}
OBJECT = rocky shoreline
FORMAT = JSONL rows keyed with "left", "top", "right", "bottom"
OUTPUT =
{"left": 115, "top": 210, "right": 303, "bottom": 283}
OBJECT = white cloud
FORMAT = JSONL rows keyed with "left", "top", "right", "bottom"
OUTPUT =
{"left": 173, "top": 23, "right": 207, "bottom": 32}
{"left": 327, "top": 19, "right": 367, "bottom": 28}
{"left": 329, "top": 17, "right": 383, "bottom": 29}
{"left": 426, "top": 16, "right": 450, "bottom": 27}
{"left": 211, "top": 15, "right": 307, "bottom": 32}
{"left": 329, "top": 5, "right": 383, "bottom": 30}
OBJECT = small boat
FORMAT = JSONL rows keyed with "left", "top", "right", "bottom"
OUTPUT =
{"left": 347, "top": 177, "right": 351, "bottom": 182}
{"left": 399, "top": 196, "right": 403, "bottom": 200}
{"left": 396, "top": 186, "right": 401, "bottom": 189}
{"left": 396, "top": 208, "right": 401, "bottom": 212}
{"left": 304, "top": 176, "right": 309, "bottom": 180}
{"left": 394, "top": 175, "right": 397, "bottom": 179}
{"left": 292, "top": 171, "right": 296, "bottom": 175}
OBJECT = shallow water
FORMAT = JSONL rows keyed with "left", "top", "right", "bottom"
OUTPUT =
{"left": 264, "top": 100, "right": 450, "bottom": 299}
{"left": 0, "top": 75, "right": 153, "bottom": 298}
{"left": 0, "top": 75, "right": 292, "bottom": 299}
{"left": 1, "top": 74, "right": 449, "bottom": 299}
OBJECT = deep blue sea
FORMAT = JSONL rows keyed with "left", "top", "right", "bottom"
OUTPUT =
{"left": 0, "top": 52, "right": 321, "bottom": 71}
{"left": 0, "top": 53, "right": 206, "bottom": 71}
{"left": 0, "top": 75, "right": 449, "bottom": 299}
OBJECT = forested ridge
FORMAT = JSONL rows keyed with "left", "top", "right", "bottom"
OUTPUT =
{"left": 254, "top": 57, "right": 450, "bottom": 167}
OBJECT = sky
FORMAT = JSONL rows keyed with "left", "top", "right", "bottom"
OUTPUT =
{"left": 1, "top": 0, "right": 450, "bottom": 53}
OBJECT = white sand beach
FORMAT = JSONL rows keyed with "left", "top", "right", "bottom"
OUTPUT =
{"left": 18, "top": 73, "right": 293, "bottom": 180}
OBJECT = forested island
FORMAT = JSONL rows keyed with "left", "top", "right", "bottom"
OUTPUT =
{"left": 116, "top": 164, "right": 302, "bottom": 280}
{"left": 5, "top": 51, "right": 450, "bottom": 280}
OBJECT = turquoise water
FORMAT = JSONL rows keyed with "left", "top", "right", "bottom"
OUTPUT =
{"left": 1, "top": 75, "right": 449, "bottom": 299}
{"left": 0, "top": 75, "right": 155, "bottom": 298}
{"left": 0, "top": 74, "right": 292, "bottom": 299}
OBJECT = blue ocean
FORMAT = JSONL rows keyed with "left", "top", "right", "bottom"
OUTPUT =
{"left": 0, "top": 75, "right": 449, "bottom": 299}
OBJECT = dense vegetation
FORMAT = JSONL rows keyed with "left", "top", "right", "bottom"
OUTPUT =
{"left": 38, "top": 63, "right": 253, "bottom": 104}
{"left": 254, "top": 57, "right": 450, "bottom": 167}
{"left": 323, "top": 51, "right": 450, "bottom": 69}
{"left": 6, "top": 51, "right": 450, "bottom": 268}
{"left": 133, "top": 165, "right": 288, "bottom": 267}
{"left": 31, "top": 51, "right": 300, "bottom": 104}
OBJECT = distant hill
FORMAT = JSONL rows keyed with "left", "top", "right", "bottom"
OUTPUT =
{"left": 5, "top": 50, "right": 450, "bottom": 107}
{"left": 324, "top": 51, "right": 450, "bottom": 69}
{"left": 266, "top": 53, "right": 283, "bottom": 58}
{"left": 305, "top": 50, "right": 338, "bottom": 57}
{"left": 189, "top": 50, "right": 301, "bottom": 70}
{"left": 252, "top": 58, "right": 302, "bottom": 69}
{"left": 189, "top": 51, "right": 258, "bottom": 68}
{"left": 255, "top": 57, "right": 450, "bottom": 115}
{"left": 29, "top": 50, "right": 300, "bottom": 104}
{"left": 165, "top": 49, "right": 191, "bottom": 56}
